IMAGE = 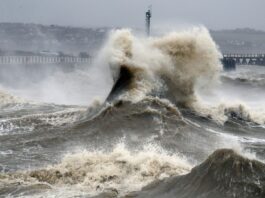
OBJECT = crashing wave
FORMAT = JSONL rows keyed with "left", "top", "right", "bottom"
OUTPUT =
{"left": 191, "top": 101, "right": 265, "bottom": 125}
{"left": 1, "top": 27, "right": 265, "bottom": 198}
{"left": 103, "top": 27, "right": 222, "bottom": 105}
{"left": 0, "top": 89, "right": 27, "bottom": 106}
{"left": 222, "top": 75, "right": 265, "bottom": 87}
{"left": 100, "top": 28, "right": 265, "bottom": 126}
{"left": 126, "top": 149, "right": 265, "bottom": 198}
{"left": 0, "top": 144, "right": 190, "bottom": 197}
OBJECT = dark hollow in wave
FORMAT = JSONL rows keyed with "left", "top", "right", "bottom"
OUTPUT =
{"left": 106, "top": 65, "right": 134, "bottom": 102}
{"left": 126, "top": 149, "right": 265, "bottom": 198}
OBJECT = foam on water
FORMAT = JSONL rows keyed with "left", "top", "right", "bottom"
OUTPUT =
{"left": 0, "top": 89, "right": 27, "bottom": 106}
{"left": 0, "top": 107, "right": 86, "bottom": 136}
{"left": 1, "top": 27, "right": 265, "bottom": 198}
{"left": 1, "top": 143, "right": 191, "bottom": 197}
{"left": 191, "top": 100, "right": 265, "bottom": 125}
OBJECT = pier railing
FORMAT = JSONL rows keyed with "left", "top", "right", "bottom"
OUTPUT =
{"left": 0, "top": 56, "right": 91, "bottom": 65}
{"left": 223, "top": 54, "right": 265, "bottom": 66}
{"left": 0, "top": 54, "right": 264, "bottom": 71}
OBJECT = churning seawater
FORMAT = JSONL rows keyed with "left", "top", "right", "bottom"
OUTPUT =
{"left": 0, "top": 28, "right": 265, "bottom": 198}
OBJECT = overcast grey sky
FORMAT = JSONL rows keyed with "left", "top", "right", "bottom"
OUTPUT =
{"left": 0, "top": 0, "right": 264, "bottom": 30}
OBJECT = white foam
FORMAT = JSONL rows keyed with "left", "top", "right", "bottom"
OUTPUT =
{"left": 2, "top": 143, "right": 191, "bottom": 197}
{"left": 100, "top": 27, "right": 222, "bottom": 103}
{"left": 0, "top": 89, "right": 27, "bottom": 106}
{"left": 192, "top": 99, "right": 265, "bottom": 125}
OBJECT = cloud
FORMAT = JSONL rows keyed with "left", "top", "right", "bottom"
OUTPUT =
{"left": 0, "top": 0, "right": 264, "bottom": 30}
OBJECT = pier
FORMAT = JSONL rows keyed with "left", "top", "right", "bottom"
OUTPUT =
{"left": 0, "top": 54, "right": 265, "bottom": 71}
{"left": 222, "top": 54, "right": 265, "bottom": 70}
{"left": 0, "top": 55, "right": 91, "bottom": 65}
{"left": 223, "top": 54, "right": 265, "bottom": 66}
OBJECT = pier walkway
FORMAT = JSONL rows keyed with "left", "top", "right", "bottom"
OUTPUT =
{"left": 0, "top": 55, "right": 91, "bottom": 65}
{"left": 223, "top": 54, "right": 265, "bottom": 66}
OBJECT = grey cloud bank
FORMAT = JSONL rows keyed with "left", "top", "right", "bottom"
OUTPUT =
{"left": 0, "top": 0, "right": 264, "bottom": 30}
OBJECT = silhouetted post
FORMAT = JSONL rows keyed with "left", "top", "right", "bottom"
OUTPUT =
{"left": 145, "top": 6, "right": 152, "bottom": 36}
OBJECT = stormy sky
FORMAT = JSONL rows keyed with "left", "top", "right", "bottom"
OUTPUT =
{"left": 0, "top": 0, "right": 264, "bottom": 30}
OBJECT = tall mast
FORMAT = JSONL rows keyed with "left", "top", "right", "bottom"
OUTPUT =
{"left": 145, "top": 6, "right": 152, "bottom": 36}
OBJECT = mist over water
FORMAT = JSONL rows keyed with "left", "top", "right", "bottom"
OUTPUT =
{"left": 0, "top": 27, "right": 265, "bottom": 198}
{"left": 0, "top": 62, "right": 112, "bottom": 106}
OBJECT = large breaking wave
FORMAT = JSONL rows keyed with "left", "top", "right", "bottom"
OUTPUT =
{"left": 1, "top": 27, "right": 265, "bottom": 198}
{"left": 104, "top": 27, "right": 222, "bottom": 105}
{"left": 102, "top": 28, "right": 265, "bottom": 125}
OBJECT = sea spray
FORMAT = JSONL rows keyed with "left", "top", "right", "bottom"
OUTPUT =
{"left": 102, "top": 27, "right": 222, "bottom": 103}
{"left": 1, "top": 143, "right": 191, "bottom": 196}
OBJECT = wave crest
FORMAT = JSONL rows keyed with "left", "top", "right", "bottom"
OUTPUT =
{"left": 1, "top": 144, "right": 190, "bottom": 197}
{"left": 103, "top": 27, "right": 222, "bottom": 105}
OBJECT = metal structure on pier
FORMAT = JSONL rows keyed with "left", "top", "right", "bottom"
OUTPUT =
{"left": 222, "top": 54, "right": 265, "bottom": 70}
{"left": 0, "top": 55, "right": 91, "bottom": 65}
{"left": 223, "top": 54, "right": 265, "bottom": 66}
{"left": 145, "top": 6, "right": 152, "bottom": 36}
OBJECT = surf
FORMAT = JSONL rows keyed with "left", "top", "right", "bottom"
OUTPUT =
{"left": 1, "top": 27, "right": 265, "bottom": 198}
